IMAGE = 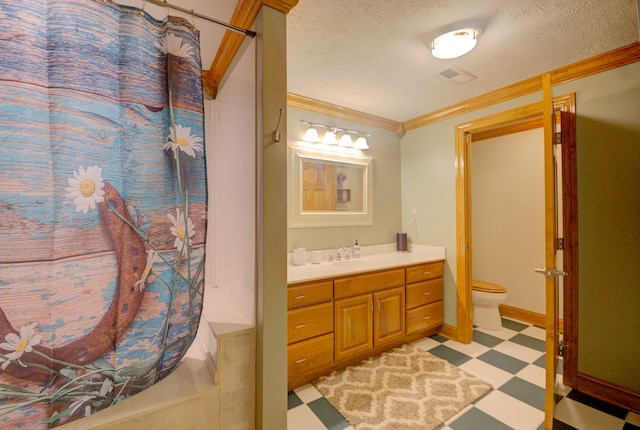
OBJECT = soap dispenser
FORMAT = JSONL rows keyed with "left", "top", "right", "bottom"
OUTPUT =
{"left": 352, "top": 240, "right": 360, "bottom": 258}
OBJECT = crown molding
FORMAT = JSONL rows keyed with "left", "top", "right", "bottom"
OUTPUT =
{"left": 287, "top": 43, "right": 640, "bottom": 134}
{"left": 287, "top": 93, "right": 405, "bottom": 136}
{"left": 403, "top": 42, "right": 640, "bottom": 131}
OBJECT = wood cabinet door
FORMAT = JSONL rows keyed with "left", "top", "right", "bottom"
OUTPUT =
{"left": 373, "top": 286, "right": 405, "bottom": 347}
{"left": 334, "top": 294, "right": 373, "bottom": 362}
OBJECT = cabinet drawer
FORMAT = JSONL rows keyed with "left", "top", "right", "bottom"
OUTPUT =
{"left": 288, "top": 302, "right": 333, "bottom": 344}
{"left": 406, "top": 278, "right": 443, "bottom": 309}
{"left": 288, "top": 280, "right": 333, "bottom": 310}
{"left": 288, "top": 333, "right": 334, "bottom": 377}
{"left": 406, "top": 301, "right": 443, "bottom": 335}
{"left": 334, "top": 268, "right": 405, "bottom": 299}
{"left": 405, "top": 261, "right": 444, "bottom": 284}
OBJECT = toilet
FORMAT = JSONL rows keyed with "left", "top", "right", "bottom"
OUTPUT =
{"left": 472, "top": 280, "right": 508, "bottom": 331}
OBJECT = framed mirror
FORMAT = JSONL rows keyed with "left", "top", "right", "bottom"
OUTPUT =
{"left": 288, "top": 145, "right": 373, "bottom": 228}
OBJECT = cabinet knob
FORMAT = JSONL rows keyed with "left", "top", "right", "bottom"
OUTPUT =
{"left": 423, "top": 316, "right": 431, "bottom": 320}
{"left": 294, "top": 295, "right": 306, "bottom": 300}
{"left": 423, "top": 291, "right": 431, "bottom": 295}
{"left": 294, "top": 324, "right": 306, "bottom": 329}
{"left": 423, "top": 271, "right": 431, "bottom": 275}
{"left": 295, "top": 358, "right": 306, "bottom": 364}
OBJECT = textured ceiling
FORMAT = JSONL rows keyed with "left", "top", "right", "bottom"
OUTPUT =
{"left": 287, "top": 0, "right": 640, "bottom": 122}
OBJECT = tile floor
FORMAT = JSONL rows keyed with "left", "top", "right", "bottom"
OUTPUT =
{"left": 287, "top": 318, "right": 640, "bottom": 430}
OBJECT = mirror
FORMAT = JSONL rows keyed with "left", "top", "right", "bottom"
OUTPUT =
{"left": 288, "top": 145, "right": 373, "bottom": 228}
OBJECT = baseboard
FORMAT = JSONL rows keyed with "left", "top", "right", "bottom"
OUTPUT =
{"left": 498, "top": 304, "right": 564, "bottom": 332}
{"left": 577, "top": 372, "right": 640, "bottom": 414}
{"left": 438, "top": 323, "right": 458, "bottom": 341}
{"left": 439, "top": 306, "right": 563, "bottom": 343}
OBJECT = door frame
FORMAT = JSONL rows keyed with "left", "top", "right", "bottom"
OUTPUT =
{"left": 454, "top": 95, "right": 577, "bottom": 377}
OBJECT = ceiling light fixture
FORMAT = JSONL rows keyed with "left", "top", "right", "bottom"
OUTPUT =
{"left": 300, "top": 120, "right": 370, "bottom": 150}
{"left": 431, "top": 28, "right": 480, "bottom": 59}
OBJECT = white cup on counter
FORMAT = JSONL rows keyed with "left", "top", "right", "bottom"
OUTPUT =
{"left": 293, "top": 248, "right": 306, "bottom": 266}
{"left": 311, "top": 250, "right": 322, "bottom": 264}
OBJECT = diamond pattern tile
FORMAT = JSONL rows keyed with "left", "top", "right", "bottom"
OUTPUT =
{"left": 287, "top": 318, "right": 637, "bottom": 430}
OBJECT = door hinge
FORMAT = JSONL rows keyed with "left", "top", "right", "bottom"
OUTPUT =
{"left": 559, "top": 341, "right": 568, "bottom": 357}
{"left": 556, "top": 237, "right": 564, "bottom": 250}
{"left": 554, "top": 132, "right": 562, "bottom": 145}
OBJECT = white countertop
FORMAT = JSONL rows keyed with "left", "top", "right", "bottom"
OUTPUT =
{"left": 287, "top": 244, "right": 446, "bottom": 284}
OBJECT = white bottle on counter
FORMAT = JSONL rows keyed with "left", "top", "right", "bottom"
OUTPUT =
{"left": 352, "top": 240, "right": 360, "bottom": 258}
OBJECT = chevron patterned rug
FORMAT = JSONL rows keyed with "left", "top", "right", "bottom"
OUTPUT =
{"left": 312, "top": 343, "right": 493, "bottom": 430}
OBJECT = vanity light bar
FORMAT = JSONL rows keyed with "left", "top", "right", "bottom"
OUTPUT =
{"left": 300, "top": 120, "right": 370, "bottom": 149}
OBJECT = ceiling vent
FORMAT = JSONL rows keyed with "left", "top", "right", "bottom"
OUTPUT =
{"left": 439, "top": 66, "right": 477, "bottom": 84}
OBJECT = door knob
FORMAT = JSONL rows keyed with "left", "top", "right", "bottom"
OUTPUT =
{"left": 534, "top": 268, "right": 568, "bottom": 279}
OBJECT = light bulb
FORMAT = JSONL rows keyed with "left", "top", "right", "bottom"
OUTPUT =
{"left": 323, "top": 129, "right": 338, "bottom": 145}
{"left": 303, "top": 126, "right": 320, "bottom": 143}
{"left": 339, "top": 133, "right": 353, "bottom": 147}
{"left": 354, "top": 136, "right": 369, "bottom": 149}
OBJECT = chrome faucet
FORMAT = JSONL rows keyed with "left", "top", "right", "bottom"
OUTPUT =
{"left": 336, "top": 246, "right": 347, "bottom": 261}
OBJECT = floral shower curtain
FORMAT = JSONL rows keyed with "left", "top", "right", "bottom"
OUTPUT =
{"left": 0, "top": 0, "right": 207, "bottom": 427}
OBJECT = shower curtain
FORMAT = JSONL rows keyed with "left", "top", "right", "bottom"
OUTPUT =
{"left": 0, "top": 0, "right": 207, "bottom": 427}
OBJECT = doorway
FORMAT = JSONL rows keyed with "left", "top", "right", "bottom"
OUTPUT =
{"left": 454, "top": 94, "right": 577, "bottom": 388}
{"left": 471, "top": 127, "right": 547, "bottom": 323}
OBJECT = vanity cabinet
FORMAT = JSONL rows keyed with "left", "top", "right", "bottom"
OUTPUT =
{"left": 287, "top": 280, "right": 334, "bottom": 390}
{"left": 405, "top": 261, "right": 444, "bottom": 334}
{"left": 334, "top": 269, "right": 405, "bottom": 362}
{"left": 287, "top": 259, "right": 443, "bottom": 390}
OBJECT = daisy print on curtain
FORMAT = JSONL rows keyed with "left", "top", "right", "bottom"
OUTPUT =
{"left": 0, "top": 0, "right": 207, "bottom": 428}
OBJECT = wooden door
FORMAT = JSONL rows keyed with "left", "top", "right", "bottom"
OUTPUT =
{"left": 302, "top": 162, "right": 337, "bottom": 211}
{"left": 373, "top": 287, "right": 406, "bottom": 347}
{"left": 541, "top": 75, "right": 575, "bottom": 429}
{"left": 334, "top": 294, "right": 373, "bottom": 362}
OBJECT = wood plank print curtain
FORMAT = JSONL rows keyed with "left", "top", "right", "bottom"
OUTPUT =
{"left": 0, "top": 0, "right": 207, "bottom": 427}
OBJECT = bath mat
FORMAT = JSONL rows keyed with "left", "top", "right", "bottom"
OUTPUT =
{"left": 312, "top": 343, "right": 492, "bottom": 430}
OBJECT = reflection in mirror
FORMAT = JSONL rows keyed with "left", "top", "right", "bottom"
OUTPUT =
{"left": 302, "top": 160, "right": 364, "bottom": 212}
{"left": 289, "top": 145, "right": 372, "bottom": 228}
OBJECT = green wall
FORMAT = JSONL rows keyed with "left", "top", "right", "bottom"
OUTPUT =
{"left": 556, "top": 62, "right": 640, "bottom": 391}
{"left": 256, "top": 7, "right": 288, "bottom": 429}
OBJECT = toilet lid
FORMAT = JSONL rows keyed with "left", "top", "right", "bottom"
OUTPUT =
{"left": 472, "top": 280, "right": 507, "bottom": 293}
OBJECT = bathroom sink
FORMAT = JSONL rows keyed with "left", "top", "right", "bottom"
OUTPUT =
{"left": 329, "top": 259, "right": 369, "bottom": 268}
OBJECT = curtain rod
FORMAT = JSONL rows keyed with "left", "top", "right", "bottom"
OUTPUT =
{"left": 144, "top": 0, "right": 256, "bottom": 38}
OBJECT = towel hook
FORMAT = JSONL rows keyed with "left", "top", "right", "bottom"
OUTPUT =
{"left": 272, "top": 108, "right": 283, "bottom": 142}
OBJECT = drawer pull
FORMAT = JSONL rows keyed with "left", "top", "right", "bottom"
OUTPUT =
{"left": 423, "top": 292, "right": 431, "bottom": 295}
{"left": 423, "top": 316, "right": 431, "bottom": 320}
{"left": 295, "top": 358, "right": 307, "bottom": 364}
{"left": 423, "top": 271, "right": 431, "bottom": 275}
{"left": 294, "top": 295, "right": 306, "bottom": 300}
{"left": 294, "top": 324, "right": 307, "bottom": 329}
